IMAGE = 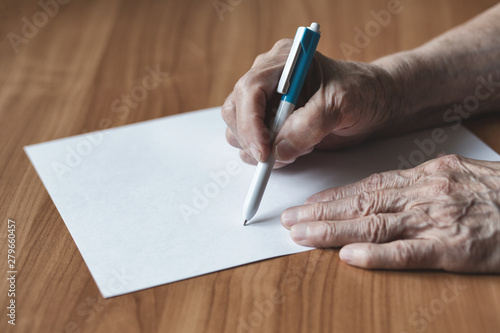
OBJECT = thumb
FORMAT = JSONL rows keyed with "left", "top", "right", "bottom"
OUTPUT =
{"left": 339, "top": 240, "right": 440, "bottom": 270}
{"left": 273, "top": 93, "right": 336, "bottom": 162}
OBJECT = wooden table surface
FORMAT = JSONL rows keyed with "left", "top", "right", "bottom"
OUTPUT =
{"left": 1, "top": 0, "right": 500, "bottom": 332}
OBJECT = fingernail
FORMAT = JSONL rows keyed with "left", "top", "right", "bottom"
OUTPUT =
{"left": 339, "top": 247, "right": 354, "bottom": 263}
{"left": 274, "top": 140, "right": 297, "bottom": 162}
{"left": 249, "top": 144, "right": 262, "bottom": 162}
{"left": 281, "top": 208, "right": 298, "bottom": 227}
{"left": 290, "top": 223, "right": 308, "bottom": 242}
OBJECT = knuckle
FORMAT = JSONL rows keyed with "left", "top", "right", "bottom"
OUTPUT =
{"left": 318, "top": 222, "right": 335, "bottom": 245}
{"left": 272, "top": 38, "right": 293, "bottom": 51}
{"left": 252, "top": 39, "right": 293, "bottom": 67}
{"left": 365, "top": 173, "right": 384, "bottom": 191}
{"left": 355, "top": 192, "right": 377, "bottom": 215}
{"left": 364, "top": 214, "right": 387, "bottom": 243}
{"left": 235, "top": 73, "right": 257, "bottom": 91}
{"left": 429, "top": 172, "right": 455, "bottom": 195}
{"left": 442, "top": 154, "right": 462, "bottom": 167}
{"left": 310, "top": 202, "right": 329, "bottom": 221}
{"left": 429, "top": 154, "right": 463, "bottom": 172}
{"left": 390, "top": 241, "right": 416, "bottom": 267}
{"left": 253, "top": 53, "right": 266, "bottom": 64}
{"left": 221, "top": 100, "right": 235, "bottom": 122}
{"left": 235, "top": 75, "right": 268, "bottom": 104}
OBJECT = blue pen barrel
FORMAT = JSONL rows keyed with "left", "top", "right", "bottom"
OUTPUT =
{"left": 281, "top": 26, "right": 321, "bottom": 105}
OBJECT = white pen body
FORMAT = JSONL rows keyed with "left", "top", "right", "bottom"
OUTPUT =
{"left": 242, "top": 101, "right": 295, "bottom": 221}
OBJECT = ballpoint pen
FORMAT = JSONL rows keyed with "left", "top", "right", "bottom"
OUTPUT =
{"left": 243, "top": 22, "right": 321, "bottom": 225}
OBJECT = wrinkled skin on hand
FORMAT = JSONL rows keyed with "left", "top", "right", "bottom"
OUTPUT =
{"left": 222, "top": 29, "right": 500, "bottom": 273}
{"left": 221, "top": 39, "right": 401, "bottom": 168}
{"left": 281, "top": 155, "right": 500, "bottom": 273}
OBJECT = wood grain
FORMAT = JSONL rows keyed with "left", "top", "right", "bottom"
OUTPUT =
{"left": 1, "top": 0, "right": 499, "bottom": 332}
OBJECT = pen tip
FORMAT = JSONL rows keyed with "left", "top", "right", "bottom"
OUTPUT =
{"left": 243, "top": 220, "right": 248, "bottom": 226}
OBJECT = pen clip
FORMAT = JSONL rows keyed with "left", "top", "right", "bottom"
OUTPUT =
{"left": 277, "top": 29, "right": 304, "bottom": 95}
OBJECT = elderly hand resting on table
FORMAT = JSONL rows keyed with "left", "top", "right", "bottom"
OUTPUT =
{"left": 222, "top": 4, "right": 500, "bottom": 273}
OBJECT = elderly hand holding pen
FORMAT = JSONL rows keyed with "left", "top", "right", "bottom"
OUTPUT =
{"left": 222, "top": 4, "right": 500, "bottom": 272}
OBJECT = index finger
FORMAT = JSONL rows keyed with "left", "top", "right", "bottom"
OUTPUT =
{"left": 232, "top": 40, "right": 292, "bottom": 162}
{"left": 234, "top": 74, "right": 273, "bottom": 162}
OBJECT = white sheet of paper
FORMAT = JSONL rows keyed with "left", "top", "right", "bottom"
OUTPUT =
{"left": 25, "top": 107, "right": 500, "bottom": 297}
